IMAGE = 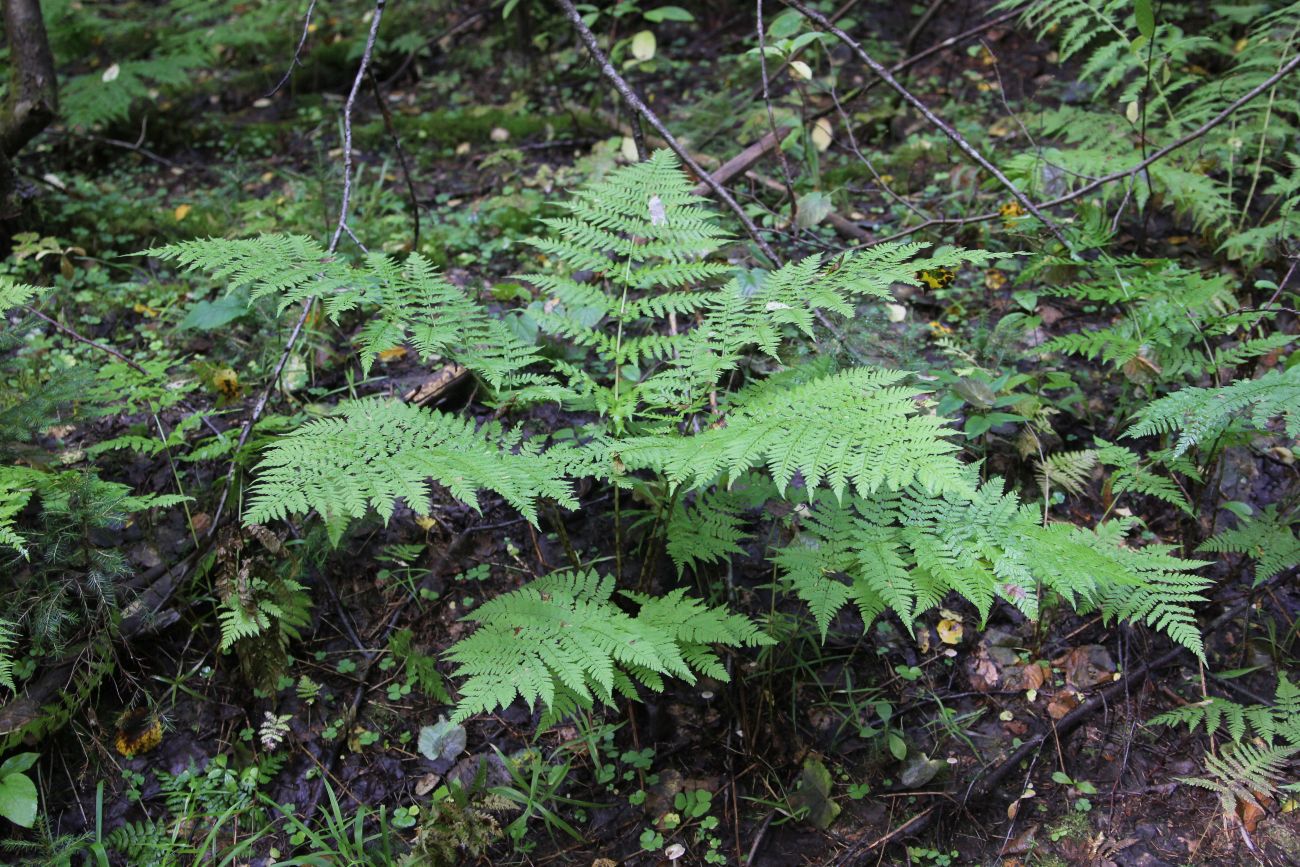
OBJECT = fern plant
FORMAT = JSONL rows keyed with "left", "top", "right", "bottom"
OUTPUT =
{"left": 445, "top": 569, "right": 773, "bottom": 725}
{"left": 1198, "top": 504, "right": 1299, "bottom": 585}
{"left": 1030, "top": 255, "right": 1293, "bottom": 392}
{"left": 998, "top": 0, "right": 1300, "bottom": 261}
{"left": 1150, "top": 671, "right": 1300, "bottom": 818}
{"left": 1127, "top": 364, "right": 1300, "bottom": 457}
{"left": 163, "top": 152, "right": 1214, "bottom": 726}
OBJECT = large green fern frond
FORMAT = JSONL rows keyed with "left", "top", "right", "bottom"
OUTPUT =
{"left": 243, "top": 399, "right": 577, "bottom": 543}
{"left": 775, "top": 479, "right": 1210, "bottom": 655}
{"left": 445, "top": 569, "right": 770, "bottom": 722}
{"left": 1126, "top": 366, "right": 1300, "bottom": 456}
{"left": 619, "top": 367, "right": 966, "bottom": 499}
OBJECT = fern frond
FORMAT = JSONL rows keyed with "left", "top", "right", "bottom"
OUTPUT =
{"left": 1095, "top": 441, "right": 1193, "bottom": 515}
{"left": 1179, "top": 742, "right": 1300, "bottom": 815}
{"left": 1151, "top": 674, "right": 1300, "bottom": 747}
{"left": 243, "top": 399, "right": 577, "bottom": 543}
{"left": 1035, "top": 449, "right": 1098, "bottom": 496}
{"left": 775, "top": 478, "right": 1210, "bottom": 653}
{"left": 1126, "top": 366, "right": 1300, "bottom": 456}
{"left": 0, "top": 277, "right": 40, "bottom": 313}
{"left": 666, "top": 487, "right": 749, "bottom": 576}
{"left": 1199, "top": 505, "right": 1300, "bottom": 584}
{"left": 0, "top": 619, "right": 16, "bottom": 691}
{"left": 445, "top": 569, "right": 769, "bottom": 722}
{"left": 150, "top": 235, "right": 556, "bottom": 396}
{"left": 620, "top": 367, "right": 966, "bottom": 500}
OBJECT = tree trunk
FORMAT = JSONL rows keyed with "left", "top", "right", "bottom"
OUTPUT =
{"left": 0, "top": 0, "right": 58, "bottom": 217}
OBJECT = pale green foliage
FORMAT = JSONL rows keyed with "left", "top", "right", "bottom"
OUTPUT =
{"left": 242, "top": 399, "right": 579, "bottom": 544}
{"left": 1035, "top": 256, "right": 1291, "bottom": 385}
{"left": 665, "top": 477, "right": 773, "bottom": 576}
{"left": 1198, "top": 505, "right": 1300, "bottom": 584}
{"left": 0, "top": 619, "right": 16, "bottom": 692}
{"left": 1035, "top": 449, "right": 1098, "bottom": 496}
{"left": 775, "top": 477, "right": 1211, "bottom": 657}
{"left": 617, "top": 367, "right": 967, "bottom": 499}
{"left": 445, "top": 569, "right": 772, "bottom": 723}
{"left": 1127, "top": 365, "right": 1300, "bottom": 456}
{"left": 217, "top": 573, "right": 310, "bottom": 652}
{"left": 1095, "top": 441, "right": 1194, "bottom": 515}
{"left": 522, "top": 149, "right": 1009, "bottom": 431}
{"left": 0, "top": 277, "right": 39, "bottom": 312}
{"left": 1151, "top": 674, "right": 1300, "bottom": 746}
{"left": 162, "top": 151, "right": 1215, "bottom": 721}
{"left": 148, "top": 235, "right": 554, "bottom": 397}
{"left": 1179, "top": 742, "right": 1299, "bottom": 815}
{"left": 0, "top": 466, "right": 43, "bottom": 556}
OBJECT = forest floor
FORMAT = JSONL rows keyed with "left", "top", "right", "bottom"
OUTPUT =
{"left": 3, "top": 1, "right": 1298, "bottom": 865}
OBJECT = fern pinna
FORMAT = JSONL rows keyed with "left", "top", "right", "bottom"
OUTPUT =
{"left": 158, "top": 151, "right": 1212, "bottom": 724}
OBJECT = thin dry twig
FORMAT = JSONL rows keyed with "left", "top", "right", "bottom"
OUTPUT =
{"left": 267, "top": 0, "right": 318, "bottom": 97}
{"left": 555, "top": 0, "right": 781, "bottom": 264}
{"left": 207, "top": 0, "right": 388, "bottom": 536}
{"left": 782, "top": 0, "right": 1073, "bottom": 249}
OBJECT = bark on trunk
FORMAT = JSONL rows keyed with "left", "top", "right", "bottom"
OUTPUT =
{"left": 1, "top": 0, "right": 58, "bottom": 217}
{"left": 1, "top": 0, "right": 58, "bottom": 158}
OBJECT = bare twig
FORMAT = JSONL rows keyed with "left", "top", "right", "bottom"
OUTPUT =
{"left": 782, "top": 0, "right": 1073, "bottom": 250}
{"left": 207, "top": 0, "right": 388, "bottom": 536}
{"left": 367, "top": 69, "right": 421, "bottom": 251}
{"left": 267, "top": 0, "right": 319, "bottom": 97}
{"left": 870, "top": 49, "right": 1300, "bottom": 247}
{"left": 555, "top": 0, "right": 781, "bottom": 264}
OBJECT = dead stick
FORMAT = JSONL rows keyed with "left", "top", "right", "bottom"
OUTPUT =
{"left": 871, "top": 49, "right": 1300, "bottom": 246}
{"left": 555, "top": 0, "right": 781, "bottom": 265}
{"left": 782, "top": 0, "right": 1072, "bottom": 251}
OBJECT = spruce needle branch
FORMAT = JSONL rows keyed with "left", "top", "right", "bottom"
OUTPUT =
{"left": 207, "top": 0, "right": 388, "bottom": 536}
{"left": 781, "top": 0, "right": 1073, "bottom": 250}
{"left": 555, "top": 0, "right": 781, "bottom": 265}
{"left": 22, "top": 303, "right": 224, "bottom": 441}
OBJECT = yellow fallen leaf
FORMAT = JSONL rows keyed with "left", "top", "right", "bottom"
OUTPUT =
{"left": 377, "top": 346, "right": 408, "bottom": 362}
{"left": 174, "top": 203, "right": 192, "bottom": 221}
{"left": 133, "top": 302, "right": 159, "bottom": 317}
{"left": 937, "top": 618, "right": 964, "bottom": 645}
{"left": 414, "top": 514, "right": 437, "bottom": 531}
{"left": 213, "top": 367, "right": 240, "bottom": 399}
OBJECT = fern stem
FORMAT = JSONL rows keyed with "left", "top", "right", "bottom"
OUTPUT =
{"left": 547, "top": 500, "right": 582, "bottom": 571}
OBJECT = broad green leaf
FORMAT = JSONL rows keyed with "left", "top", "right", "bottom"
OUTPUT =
{"left": 795, "top": 191, "right": 834, "bottom": 229}
{"left": 178, "top": 287, "right": 251, "bottom": 330}
{"left": 644, "top": 6, "right": 693, "bottom": 23}
{"left": 1134, "top": 0, "right": 1155, "bottom": 41}
{"left": 631, "top": 30, "right": 656, "bottom": 62}
{"left": 0, "top": 767, "right": 37, "bottom": 828}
